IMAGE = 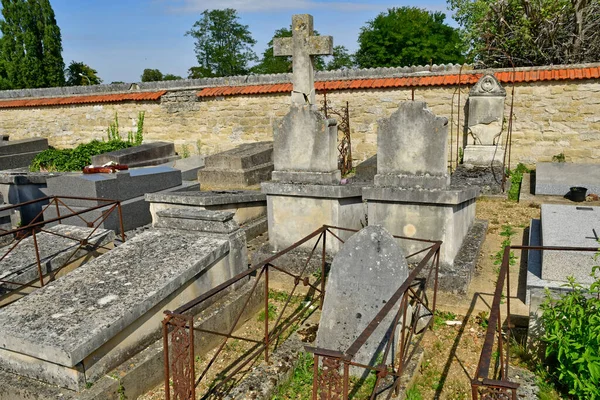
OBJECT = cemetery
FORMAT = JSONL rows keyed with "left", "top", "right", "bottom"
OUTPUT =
{"left": 0, "top": 11, "right": 598, "bottom": 400}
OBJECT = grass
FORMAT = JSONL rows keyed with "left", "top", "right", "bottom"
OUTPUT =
{"left": 257, "top": 303, "right": 277, "bottom": 322}
{"left": 272, "top": 352, "right": 314, "bottom": 400}
{"left": 433, "top": 310, "right": 457, "bottom": 330}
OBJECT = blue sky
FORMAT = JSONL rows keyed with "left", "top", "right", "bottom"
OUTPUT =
{"left": 52, "top": 0, "right": 455, "bottom": 83}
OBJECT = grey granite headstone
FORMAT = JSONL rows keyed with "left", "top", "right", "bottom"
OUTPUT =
{"left": 541, "top": 204, "right": 600, "bottom": 284}
{"left": 91, "top": 142, "right": 179, "bottom": 168}
{"left": 316, "top": 226, "right": 409, "bottom": 375}
{"left": 535, "top": 162, "right": 600, "bottom": 196}
{"left": 467, "top": 74, "right": 506, "bottom": 146}
{"left": 0, "top": 138, "right": 48, "bottom": 170}
{"left": 375, "top": 101, "right": 449, "bottom": 189}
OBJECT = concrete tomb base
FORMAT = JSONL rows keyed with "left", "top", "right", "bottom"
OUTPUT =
{"left": 146, "top": 189, "right": 267, "bottom": 240}
{"left": 262, "top": 182, "right": 365, "bottom": 253}
{"left": 0, "top": 209, "right": 247, "bottom": 390}
{"left": 363, "top": 186, "right": 479, "bottom": 268}
{"left": 463, "top": 145, "right": 504, "bottom": 167}
{"left": 197, "top": 141, "right": 273, "bottom": 189}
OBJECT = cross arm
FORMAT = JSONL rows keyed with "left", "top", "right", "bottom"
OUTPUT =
{"left": 309, "top": 36, "right": 333, "bottom": 55}
{"left": 273, "top": 37, "right": 293, "bottom": 57}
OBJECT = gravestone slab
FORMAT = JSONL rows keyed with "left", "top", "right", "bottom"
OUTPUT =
{"left": 0, "top": 138, "right": 49, "bottom": 171}
{"left": 91, "top": 142, "right": 179, "bottom": 168}
{"left": 162, "top": 155, "right": 205, "bottom": 181}
{"left": 0, "top": 228, "right": 231, "bottom": 389}
{"left": 375, "top": 101, "right": 449, "bottom": 189}
{"left": 541, "top": 204, "right": 599, "bottom": 284}
{"left": 535, "top": 162, "right": 600, "bottom": 196}
{"left": 46, "top": 166, "right": 182, "bottom": 206}
{"left": 316, "top": 226, "right": 409, "bottom": 375}
{"left": 198, "top": 142, "right": 273, "bottom": 188}
{"left": 0, "top": 225, "right": 114, "bottom": 300}
{"left": 354, "top": 155, "right": 377, "bottom": 182}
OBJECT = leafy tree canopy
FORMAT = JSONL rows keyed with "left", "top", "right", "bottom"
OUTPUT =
{"left": 65, "top": 61, "right": 102, "bottom": 86}
{"left": 0, "top": 0, "right": 66, "bottom": 89}
{"left": 354, "top": 7, "right": 465, "bottom": 68}
{"left": 449, "top": 0, "right": 600, "bottom": 68}
{"left": 186, "top": 8, "right": 257, "bottom": 77}
{"left": 326, "top": 45, "right": 355, "bottom": 71}
{"left": 251, "top": 26, "right": 327, "bottom": 75}
{"left": 163, "top": 74, "right": 182, "bottom": 81}
{"left": 141, "top": 68, "right": 164, "bottom": 82}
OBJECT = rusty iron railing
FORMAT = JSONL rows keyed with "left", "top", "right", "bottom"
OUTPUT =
{"left": 162, "top": 225, "right": 441, "bottom": 400}
{"left": 321, "top": 93, "right": 352, "bottom": 176}
{"left": 0, "top": 196, "right": 125, "bottom": 306}
{"left": 471, "top": 244, "right": 599, "bottom": 399}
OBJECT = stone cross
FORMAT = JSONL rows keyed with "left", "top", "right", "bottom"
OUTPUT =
{"left": 273, "top": 14, "right": 333, "bottom": 106}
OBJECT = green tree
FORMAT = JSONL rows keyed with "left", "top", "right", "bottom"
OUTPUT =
{"left": 141, "top": 68, "right": 163, "bottom": 82}
{"left": 186, "top": 9, "right": 257, "bottom": 77}
{"left": 449, "top": 0, "right": 600, "bottom": 68}
{"left": 0, "top": 0, "right": 66, "bottom": 89}
{"left": 326, "top": 45, "right": 354, "bottom": 70}
{"left": 354, "top": 7, "right": 464, "bottom": 68}
{"left": 163, "top": 74, "right": 182, "bottom": 81}
{"left": 251, "top": 26, "right": 326, "bottom": 74}
{"left": 65, "top": 61, "right": 102, "bottom": 86}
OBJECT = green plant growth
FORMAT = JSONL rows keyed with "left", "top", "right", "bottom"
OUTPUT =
{"left": 539, "top": 267, "right": 600, "bottom": 399}
{"left": 492, "top": 224, "right": 517, "bottom": 272}
{"left": 405, "top": 385, "right": 424, "bottom": 400}
{"left": 181, "top": 144, "right": 190, "bottom": 159}
{"left": 257, "top": 303, "right": 277, "bottom": 322}
{"left": 272, "top": 352, "right": 314, "bottom": 399}
{"left": 30, "top": 112, "right": 145, "bottom": 172}
{"left": 552, "top": 152, "right": 566, "bottom": 163}
{"left": 507, "top": 163, "right": 530, "bottom": 202}
{"left": 433, "top": 310, "right": 457, "bottom": 330}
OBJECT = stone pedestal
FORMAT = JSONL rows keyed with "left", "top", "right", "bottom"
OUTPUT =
{"left": 262, "top": 182, "right": 364, "bottom": 253}
{"left": 463, "top": 145, "right": 504, "bottom": 166}
{"left": 364, "top": 187, "right": 478, "bottom": 266}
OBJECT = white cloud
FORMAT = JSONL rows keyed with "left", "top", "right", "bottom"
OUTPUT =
{"left": 168, "top": 0, "right": 381, "bottom": 13}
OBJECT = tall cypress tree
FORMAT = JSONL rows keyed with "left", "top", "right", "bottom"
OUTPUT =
{"left": 0, "top": 0, "right": 65, "bottom": 89}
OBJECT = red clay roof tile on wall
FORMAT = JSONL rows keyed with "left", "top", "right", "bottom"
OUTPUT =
{"left": 0, "top": 91, "right": 166, "bottom": 109}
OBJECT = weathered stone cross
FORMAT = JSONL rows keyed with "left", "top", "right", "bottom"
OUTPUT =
{"left": 273, "top": 14, "right": 333, "bottom": 106}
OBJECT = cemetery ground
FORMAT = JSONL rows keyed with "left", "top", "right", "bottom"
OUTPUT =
{"left": 139, "top": 194, "right": 588, "bottom": 399}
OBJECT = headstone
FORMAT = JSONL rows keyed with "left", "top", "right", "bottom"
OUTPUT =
{"left": 91, "top": 141, "right": 179, "bottom": 168}
{"left": 463, "top": 74, "right": 506, "bottom": 166}
{"left": 317, "top": 226, "right": 408, "bottom": 374}
{"left": 541, "top": 204, "right": 599, "bottom": 284}
{"left": 375, "top": 101, "right": 449, "bottom": 189}
{"left": 363, "top": 101, "right": 479, "bottom": 291}
{"left": 535, "top": 162, "right": 600, "bottom": 196}
{"left": 354, "top": 155, "right": 377, "bottom": 182}
{"left": 198, "top": 142, "right": 273, "bottom": 188}
{"left": 262, "top": 14, "right": 364, "bottom": 253}
{"left": 0, "top": 138, "right": 48, "bottom": 170}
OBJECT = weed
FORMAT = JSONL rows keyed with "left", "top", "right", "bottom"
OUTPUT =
{"left": 491, "top": 225, "right": 517, "bottom": 275}
{"left": 268, "top": 289, "right": 302, "bottom": 304}
{"left": 117, "top": 380, "right": 127, "bottom": 400}
{"left": 506, "top": 163, "right": 530, "bottom": 202}
{"left": 405, "top": 385, "right": 423, "bottom": 400}
{"left": 475, "top": 311, "right": 489, "bottom": 330}
{"left": 272, "top": 352, "right": 313, "bottom": 400}
{"left": 551, "top": 152, "right": 566, "bottom": 162}
{"left": 182, "top": 144, "right": 190, "bottom": 159}
{"left": 224, "top": 339, "right": 241, "bottom": 352}
{"left": 257, "top": 303, "right": 277, "bottom": 322}
{"left": 85, "top": 381, "right": 93, "bottom": 389}
{"left": 433, "top": 310, "right": 457, "bottom": 330}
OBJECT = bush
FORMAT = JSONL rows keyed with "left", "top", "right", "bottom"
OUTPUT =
{"left": 30, "top": 111, "right": 145, "bottom": 172}
{"left": 539, "top": 267, "right": 600, "bottom": 399}
{"left": 30, "top": 140, "right": 132, "bottom": 172}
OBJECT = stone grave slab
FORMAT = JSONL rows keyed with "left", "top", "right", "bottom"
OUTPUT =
{"left": 162, "top": 155, "right": 205, "bottom": 181}
{"left": 535, "top": 162, "right": 600, "bottom": 196}
{"left": 91, "top": 141, "right": 179, "bottom": 168}
{"left": 0, "top": 138, "right": 48, "bottom": 170}
{"left": 354, "top": 155, "right": 377, "bottom": 182}
{"left": 0, "top": 171, "right": 55, "bottom": 225}
{"left": 541, "top": 204, "right": 599, "bottom": 284}
{"left": 316, "top": 226, "right": 409, "bottom": 375}
{"left": 0, "top": 225, "right": 114, "bottom": 304}
{"left": 198, "top": 142, "right": 273, "bottom": 188}
{"left": 0, "top": 227, "right": 232, "bottom": 390}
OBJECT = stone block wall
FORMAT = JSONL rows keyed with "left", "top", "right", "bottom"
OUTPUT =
{"left": 0, "top": 65, "right": 599, "bottom": 167}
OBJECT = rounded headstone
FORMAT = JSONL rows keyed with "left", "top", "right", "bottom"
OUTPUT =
{"left": 316, "top": 225, "right": 409, "bottom": 375}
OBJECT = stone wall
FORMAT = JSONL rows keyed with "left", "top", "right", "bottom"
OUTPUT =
{"left": 0, "top": 66, "right": 599, "bottom": 167}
